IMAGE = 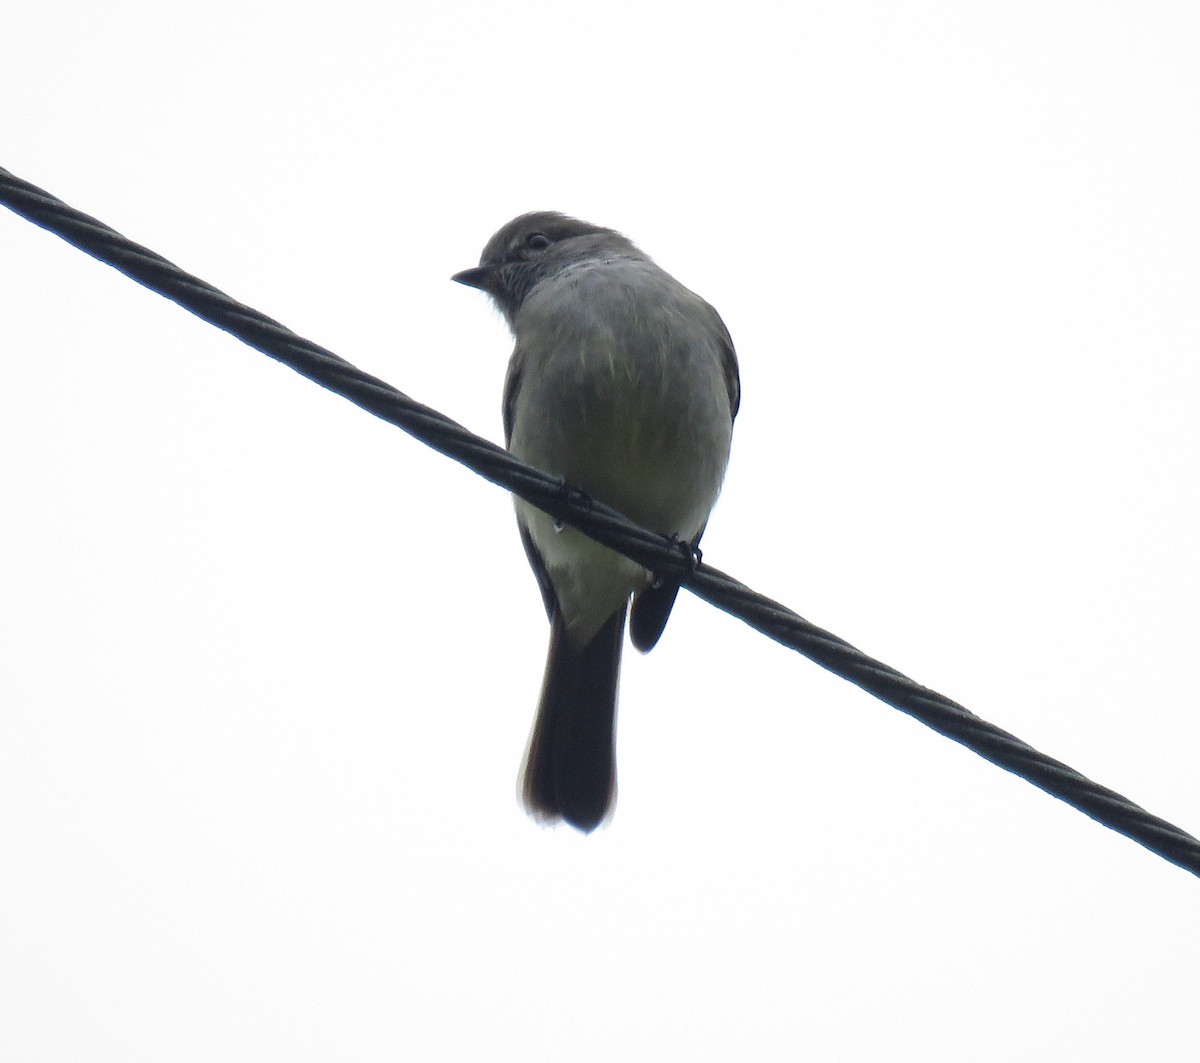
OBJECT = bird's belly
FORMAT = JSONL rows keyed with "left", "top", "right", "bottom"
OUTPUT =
{"left": 510, "top": 354, "right": 731, "bottom": 645}
{"left": 511, "top": 364, "right": 729, "bottom": 537}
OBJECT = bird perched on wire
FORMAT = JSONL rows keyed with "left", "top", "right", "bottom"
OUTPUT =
{"left": 453, "top": 212, "right": 740, "bottom": 832}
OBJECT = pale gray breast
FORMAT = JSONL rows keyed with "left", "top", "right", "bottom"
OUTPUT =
{"left": 507, "top": 255, "right": 734, "bottom": 538}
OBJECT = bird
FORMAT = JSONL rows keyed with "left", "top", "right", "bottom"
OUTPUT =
{"left": 453, "top": 212, "right": 739, "bottom": 831}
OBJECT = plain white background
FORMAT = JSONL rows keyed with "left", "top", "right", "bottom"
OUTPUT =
{"left": 3, "top": 2, "right": 1198, "bottom": 1059}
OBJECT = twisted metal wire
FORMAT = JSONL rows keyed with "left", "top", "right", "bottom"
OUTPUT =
{"left": 3, "top": 164, "right": 1197, "bottom": 877}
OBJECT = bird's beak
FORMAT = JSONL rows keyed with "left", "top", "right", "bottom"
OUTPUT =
{"left": 451, "top": 265, "right": 498, "bottom": 292}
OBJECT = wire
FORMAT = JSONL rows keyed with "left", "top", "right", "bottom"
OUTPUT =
{"left": 3, "top": 164, "right": 1198, "bottom": 878}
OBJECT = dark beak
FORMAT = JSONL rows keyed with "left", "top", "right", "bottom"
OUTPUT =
{"left": 451, "top": 265, "right": 498, "bottom": 292}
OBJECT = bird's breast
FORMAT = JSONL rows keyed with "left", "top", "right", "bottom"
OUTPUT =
{"left": 508, "top": 271, "right": 732, "bottom": 538}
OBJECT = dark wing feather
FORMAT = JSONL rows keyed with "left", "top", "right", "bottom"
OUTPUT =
{"left": 519, "top": 520, "right": 558, "bottom": 621}
{"left": 710, "top": 307, "right": 741, "bottom": 420}
{"left": 504, "top": 344, "right": 559, "bottom": 618}
{"left": 629, "top": 580, "right": 681, "bottom": 653}
{"left": 502, "top": 345, "right": 523, "bottom": 445}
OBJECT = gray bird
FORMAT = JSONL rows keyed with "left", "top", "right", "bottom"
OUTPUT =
{"left": 453, "top": 212, "right": 740, "bottom": 832}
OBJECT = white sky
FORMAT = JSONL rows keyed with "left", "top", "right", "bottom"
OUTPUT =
{"left": 3, "top": 2, "right": 1199, "bottom": 1059}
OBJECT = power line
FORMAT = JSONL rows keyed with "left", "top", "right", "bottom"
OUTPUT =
{"left": 3, "top": 164, "right": 1197, "bottom": 878}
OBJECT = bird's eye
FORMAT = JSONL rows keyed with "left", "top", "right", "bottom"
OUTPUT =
{"left": 526, "top": 233, "right": 551, "bottom": 251}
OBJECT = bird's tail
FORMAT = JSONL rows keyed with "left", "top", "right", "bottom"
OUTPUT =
{"left": 521, "top": 605, "right": 627, "bottom": 832}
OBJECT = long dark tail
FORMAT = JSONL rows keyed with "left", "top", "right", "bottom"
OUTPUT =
{"left": 521, "top": 604, "right": 627, "bottom": 832}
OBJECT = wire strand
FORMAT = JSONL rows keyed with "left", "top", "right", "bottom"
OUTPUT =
{"left": 3, "top": 164, "right": 1198, "bottom": 877}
